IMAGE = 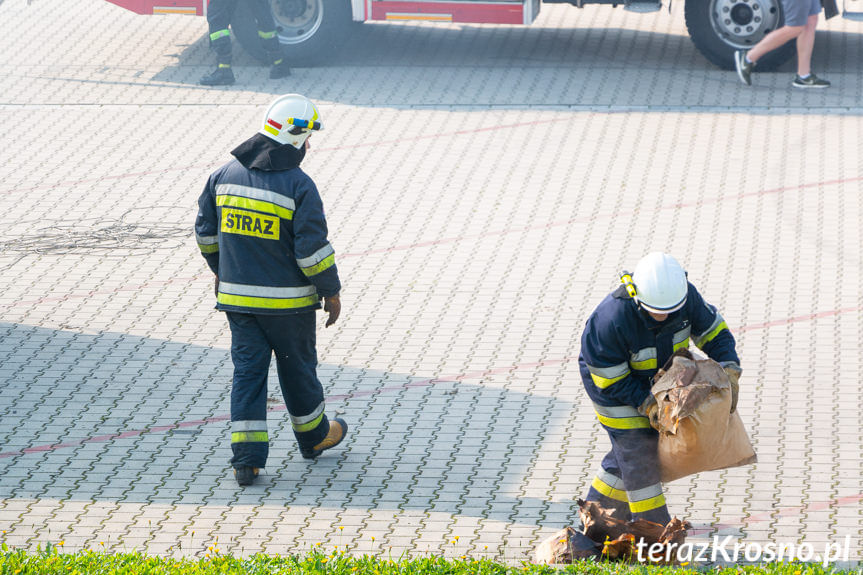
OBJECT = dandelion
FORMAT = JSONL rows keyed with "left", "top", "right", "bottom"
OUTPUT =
{"left": 339, "top": 526, "right": 344, "bottom": 531}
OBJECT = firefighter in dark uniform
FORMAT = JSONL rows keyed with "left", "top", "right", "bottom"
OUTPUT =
{"left": 195, "top": 94, "right": 347, "bottom": 486}
{"left": 579, "top": 252, "right": 741, "bottom": 523}
{"left": 200, "top": 0, "right": 291, "bottom": 86}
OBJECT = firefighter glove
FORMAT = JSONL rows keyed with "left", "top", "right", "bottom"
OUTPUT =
{"left": 724, "top": 366, "right": 741, "bottom": 413}
{"left": 324, "top": 294, "right": 341, "bottom": 328}
{"left": 638, "top": 394, "right": 660, "bottom": 430}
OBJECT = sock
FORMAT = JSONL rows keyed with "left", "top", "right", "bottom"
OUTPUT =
{"left": 745, "top": 56, "right": 753, "bottom": 64}
{"left": 799, "top": 73, "right": 811, "bottom": 79}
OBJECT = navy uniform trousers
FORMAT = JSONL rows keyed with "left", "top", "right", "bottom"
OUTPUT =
{"left": 207, "top": 0, "right": 282, "bottom": 67}
{"left": 584, "top": 410, "right": 671, "bottom": 525}
{"left": 227, "top": 311, "right": 330, "bottom": 468}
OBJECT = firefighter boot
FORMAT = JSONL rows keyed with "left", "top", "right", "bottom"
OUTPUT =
{"left": 261, "top": 31, "right": 291, "bottom": 79}
{"left": 234, "top": 466, "right": 259, "bottom": 486}
{"left": 301, "top": 418, "right": 348, "bottom": 459}
{"left": 200, "top": 65, "right": 235, "bottom": 86}
{"left": 270, "top": 58, "right": 292, "bottom": 79}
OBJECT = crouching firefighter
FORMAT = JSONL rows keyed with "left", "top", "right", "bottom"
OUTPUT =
{"left": 195, "top": 93, "right": 347, "bottom": 486}
{"left": 578, "top": 252, "right": 741, "bottom": 523}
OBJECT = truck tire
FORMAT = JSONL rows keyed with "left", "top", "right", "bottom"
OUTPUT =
{"left": 231, "top": 0, "right": 353, "bottom": 66}
{"left": 684, "top": 0, "right": 795, "bottom": 70}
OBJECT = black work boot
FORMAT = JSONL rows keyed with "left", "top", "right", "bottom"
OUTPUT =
{"left": 270, "top": 58, "right": 291, "bottom": 79}
{"left": 200, "top": 65, "right": 235, "bottom": 86}
{"left": 301, "top": 418, "right": 348, "bottom": 460}
{"left": 234, "top": 466, "right": 259, "bottom": 486}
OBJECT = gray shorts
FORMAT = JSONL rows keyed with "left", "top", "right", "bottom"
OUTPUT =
{"left": 781, "top": 0, "right": 821, "bottom": 26}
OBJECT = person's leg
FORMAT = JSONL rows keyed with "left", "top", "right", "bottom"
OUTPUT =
{"left": 795, "top": 14, "right": 819, "bottom": 76}
{"left": 258, "top": 313, "right": 332, "bottom": 452}
{"left": 227, "top": 312, "right": 272, "bottom": 470}
{"left": 201, "top": 0, "right": 238, "bottom": 84}
{"left": 746, "top": 24, "right": 805, "bottom": 63}
{"left": 584, "top": 450, "right": 633, "bottom": 521}
{"left": 609, "top": 426, "right": 671, "bottom": 524}
{"left": 248, "top": 0, "right": 291, "bottom": 78}
{"left": 734, "top": 0, "right": 806, "bottom": 86}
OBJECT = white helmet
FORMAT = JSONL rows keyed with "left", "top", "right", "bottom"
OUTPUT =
{"left": 629, "top": 252, "right": 688, "bottom": 314}
{"left": 259, "top": 93, "right": 322, "bottom": 149}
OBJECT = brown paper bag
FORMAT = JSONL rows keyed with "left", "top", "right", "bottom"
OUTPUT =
{"left": 652, "top": 356, "right": 756, "bottom": 483}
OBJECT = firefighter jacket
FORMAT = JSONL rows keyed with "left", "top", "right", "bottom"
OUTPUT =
{"left": 579, "top": 282, "right": 740, "bottom": 409}
{"left": 195, "top": 134, "right": 341, "bottom": 315}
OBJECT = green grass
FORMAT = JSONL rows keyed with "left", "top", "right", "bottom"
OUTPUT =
{"left": 0, "top": 546, "right": 859, "bottom": 575}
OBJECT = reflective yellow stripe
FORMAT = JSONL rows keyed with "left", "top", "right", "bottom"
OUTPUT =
{"left": 258, "top": 30, "right": 277, "bottom": 39}
{"left": 218, "top": 292, "right": 318, "bottom": 310}
{"left": 264, "top": 124, "right": 280, "bottom": 137}
{"left": 210, "top": 29, "right": 230, "bottom": 41}
{"left": 629, "top": 347, "right": 656, "bottom": 371}
{"left": 216, "top": 195, "right": 293, "bottom": 220}
{"left": 629, "top": 357, "right": 657, "bottom": 371}
{"left": 592, "top": 476, "right": 629, "bottom": 503}
{"left": 673, "top": 337, "right": 690, "bottom": 352}
{"left": 293, "top": 413, "right": 324, "bottom": 432}
{"left": 591, "top": 371, "right": 630, "bottom": 389}
{"left": 696, "top": 321, "right": 728, "bottom": 348}
{"left": 629, "top": 493, "right": 667, "bottom": 513}
{"left": 301, "top": 254, "right": 335, "bottom": 277}
{"left": 595, "top": 410, "right": 651, "bottom": 430}
{"left": 198, "top": 243, "right": 219, "bottom": 254}
{"left": 231, "top": 431, "right": 268, "bottom": 443}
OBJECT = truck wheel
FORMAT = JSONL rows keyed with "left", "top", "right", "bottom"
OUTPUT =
{"left": 684, "top": 0, "right": 795, "bottom": 70}
{"left": 231, "top": 0, "right": 353, "bottom": 66}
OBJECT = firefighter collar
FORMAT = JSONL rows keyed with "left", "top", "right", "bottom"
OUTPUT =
{"left": 231, "top": 133, "right": 307, "bottom": 172}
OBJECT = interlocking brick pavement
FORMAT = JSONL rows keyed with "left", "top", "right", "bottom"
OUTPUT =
{"left": 1, "top": 0, "right": 862, "bottom": 565}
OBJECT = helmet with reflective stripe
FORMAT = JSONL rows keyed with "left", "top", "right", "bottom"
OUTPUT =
{"left": 631, "top": 252, "right": 688, "bottom": 314}
{"left": 259, "top": 93, "right": 322, "bottom": 149}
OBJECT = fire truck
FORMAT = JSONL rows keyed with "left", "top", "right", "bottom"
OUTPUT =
{"left": 106, "top": 0, "right": 861, "bottom": 70}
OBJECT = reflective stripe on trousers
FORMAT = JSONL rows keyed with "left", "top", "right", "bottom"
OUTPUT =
{"left": 585, "top": 407, "right": 670, "bottom": 524}
{"left": 227, "top": 311, "right": 329, "bottom": 468}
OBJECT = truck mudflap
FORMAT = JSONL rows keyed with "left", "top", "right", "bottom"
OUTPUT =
{"left": 369, "top": 0, "right": 539, "bottom": 25}
{"left": 104, "top": 0, "right": 204, "bottom": 15}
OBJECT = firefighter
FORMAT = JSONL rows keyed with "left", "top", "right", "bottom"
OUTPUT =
{"left": 195, "top": 93, "right": 347, "bottom": 486}
{"left": 200, "top": 0, "right": 291, "bottom": 86}
{"left": 579, "top": 252, "right": 741, "bottom": 523}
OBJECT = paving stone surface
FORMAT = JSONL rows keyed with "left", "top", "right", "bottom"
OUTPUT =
{"left": 0, "top": 0, "right": 862, "bottom": 565}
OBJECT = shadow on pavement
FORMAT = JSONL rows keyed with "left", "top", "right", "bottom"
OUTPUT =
{"left": 0, "top": 322, "right": 587, "bottom": 530}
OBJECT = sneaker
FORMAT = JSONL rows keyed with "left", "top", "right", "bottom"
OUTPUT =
{"left": 233, "top": 466, "right": 259, "bottom": 486}
{"left": 269, "top": 58, "right": 291, "bottom": 79}
{"left": 200, "top": 66, "right": 235, "bottom": 86}
{"left": 792, "top": 74, "right": 830, "bottom": 88}
{"left": 734, "top": 50, "right": 753, "bottom": 86}
{"left": 300, "top": 418, "right": 348, "bottom": 460}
